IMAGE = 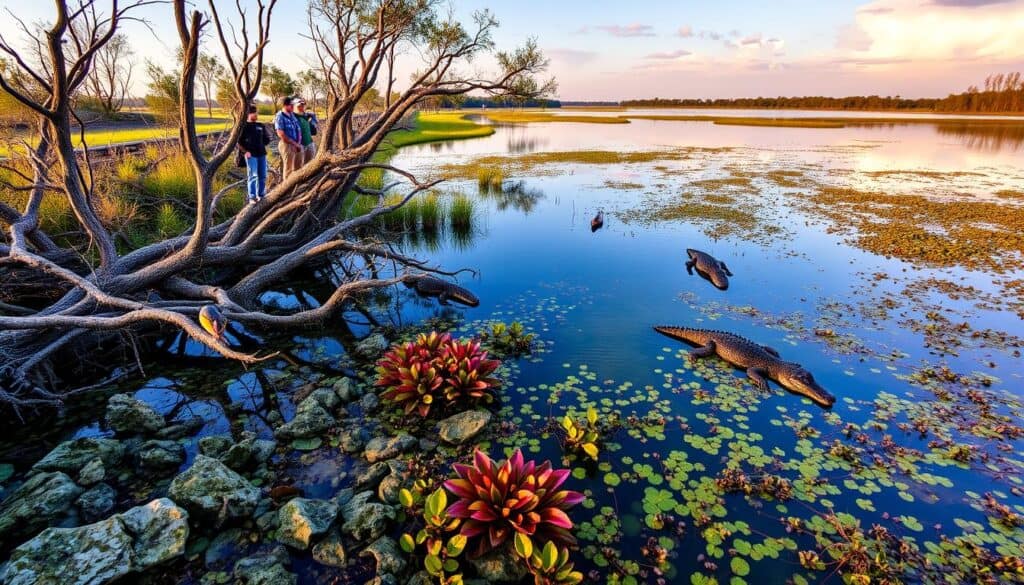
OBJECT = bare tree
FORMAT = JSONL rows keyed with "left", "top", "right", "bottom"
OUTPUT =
{"left": 81, "top": 31, "right": 133, "bottom": 115}
{"left": 195, "top": 52, "right": 225, "bottom": 117}
{"left": 0, "top": 0, "right": 552, "bottom": 415}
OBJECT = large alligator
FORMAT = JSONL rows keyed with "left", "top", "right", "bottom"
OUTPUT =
{"left": 653, "top": 326, "right": 835, "bottom": 408}
{"left": 685, "top": 248, "right": 732, "bottom": 290}
{"left": 405, "top": 275, "right": 480, "bottom": 307}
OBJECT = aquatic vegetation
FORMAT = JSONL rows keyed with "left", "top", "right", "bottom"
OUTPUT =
{"left": 515, "top": 538, "right": 585, "bottom": 585}
{"left": 560, "top": 408, "right": 600, "bottom": 461}
{"left": 444, "top": 448, "right": 584, "bottom": 558}
{"left": 400, "top": 487, "right": 469, "bottom": 582}
{"left": 480, "top": 321, "right": 537, "bottom": 358}
{"left": 477, "top": 167, "right": 505, "bottom": 191}
{"left": 449, "top": 194, "right": 475, "bottom": 233}
{"left": 376, "top": 332, "right": 500, "bottom": 417}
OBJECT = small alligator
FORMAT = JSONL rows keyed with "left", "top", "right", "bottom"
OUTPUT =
{"left": 405, "top": 275, "right": 480, "bottom": 307}
{"left": 685, "top": 248, "right": 732, "bottom": 290}
{"left": 591, "top": 211, "right": 604, "bottom": 232}
{"left": 653, "top": 326, "right": 836, "bottom": 408}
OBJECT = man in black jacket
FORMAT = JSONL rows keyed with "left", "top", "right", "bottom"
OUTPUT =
{"left": 237, "top": 104, "right": 272, "bottom": 204}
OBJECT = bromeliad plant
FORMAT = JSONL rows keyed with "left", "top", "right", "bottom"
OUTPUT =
{"left": 514, "top": 536, "right": 585, "bottom": 585}
{"left": 376, "top": 331, "right": 500, "bottom": 417}
{"left": 561, "top": 407, "right": 601, "bottom": 461}
{"left": 443, "top": 449, "right": 585, "bottom": 559}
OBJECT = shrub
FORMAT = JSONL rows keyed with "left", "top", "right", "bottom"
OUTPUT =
{"left": 443, "top": 449, "right": 584, "bottom": 558}
{"left": 376, "top": 331, "right": 500, "bottom": 417}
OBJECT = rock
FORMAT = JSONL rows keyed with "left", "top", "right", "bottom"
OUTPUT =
{"left": 354, "top": 462, "right": 390, "bottom": 491}
{"left": 77, "top": 457, "right": 106, "bottom": 486}
{"left": 155, "top": 416, "right": 205, "bottom": 440}
{"left": 419, "top": 438, "right": 438, "bottom": 452}
{"left": 32, "top": 437, "right": 125, "bottom": 474}
{"left": 438, "top": 409, "right": 492, "bottom": 445}
{"left": 0, "top": 498, "right": 188, "bottom": 585}
{"left": 198, "top": 435, "right": 233, "bottom": 459}
{"left": 276, "top": 497, "right": 339, "bottom": 549}
{"left": 377, "top": 473, "right": 404, "bottom": 505}
{"left": 339, "top": 425, "right": 370, "bottom": 454}
{"left": 359, "top": 392, "right": 380, "bottom": 412}
{"left": 333, "top": 378, "right": 358, "bottom": 403}
{"left": 468, "top": 546, "right": 530, "bottom": 582}
{"left": 361, "top": 536, "right": 406, "bottom": 575}
{"left": 224, "top": 433, "right": 276, "bottom": 471}
{"left": 407, "top": 572, "right": 435, "bottom": 585}
{"left": 119, "top": 497, "right": 189, "bottom": 568}
{"left": 106, "top": 393, "right": 165, "bottom": 434}
{"left": 363, "top": 434, "right": 416, "bottom": 463}
{"left": 256, "top": 509, "right": 279, "bottom": 533}
{"left": 367, "top": 574, "right": 398, "bottom": 585}
{"left": 0, "top": 471, "right": 82, "bottom": 543}
{"left": 354, "top": 333, "right": 389, "bottom": 358}
{"left": 274, "top": 401, "right": 335, "bottom": 440}
{"left": 311, "top": 528, "right": 347, "bottom": 567}
{"left": 204, "top": 528, "right": 244, "bottom": 567}
{"left": 305, "top": 387, "right": 341, "bottom": 412}
{"left": 168, "top": 455, "right": 260, "bottom": 520}
{"left": 137, "top": 439, "right": 186, "bottom": 469}
{"left": 76, "top": 483, "right": 116, "bottom": 520}
{"left": 233, "top": 546, "right": 295, "bottom": 585}
{"left": 0, "top": 515, "right": 132, "bottom": 585}
{"left": 339, "top": 491, "right": 395, "bottom": 542}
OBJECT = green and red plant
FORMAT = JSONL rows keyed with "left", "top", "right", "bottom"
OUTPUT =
{"left": 376, "top": 331, "right": 500, "bottom": 417}
{"left": 443, "top": 449, "right": 584, "bottom": 558}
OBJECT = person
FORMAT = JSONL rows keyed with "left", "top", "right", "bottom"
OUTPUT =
{"left": 294, "top": 98, "right": 319, "bottom": 166}
{"left": 273, "top": 96, "right": 303, "bottom": 180}
{"left": 237, "top": 104, "right": 272, "bottom": 204}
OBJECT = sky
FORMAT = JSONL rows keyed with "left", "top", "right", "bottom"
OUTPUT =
{"left": 1, "top": 0, "right": 1023, "bottom": 101}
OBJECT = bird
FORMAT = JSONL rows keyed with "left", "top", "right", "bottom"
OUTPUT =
{"left": 199, "top": 305, "right": 228, "bottom": 342}
{"left": 591, "top": 210, "right": 604, "bottom": 232}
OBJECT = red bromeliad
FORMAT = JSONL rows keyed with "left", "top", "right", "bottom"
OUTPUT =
{"left": 376, "top": 332, "right": 500, "bottom": 417}
{"left": 443, "top": 449, "right": 585, "bottom": 558}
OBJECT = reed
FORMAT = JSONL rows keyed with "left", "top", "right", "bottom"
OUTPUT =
{"left": 449, "top": 193, "right": 474, "bottom": 233}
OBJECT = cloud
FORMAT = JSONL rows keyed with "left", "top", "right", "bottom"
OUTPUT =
{"left": 546, "top": 48, "right": 599, "bottom": 66}
{"left": 593, "top": 23, "right": 656, "bottom": 37}
{"left": 739, "top": 34, "right": 763, "bottom": 46}
{"left": 676, "top": 25, "right": 694, "bottom": 38}
{"left": 644, "top": 49, "right": 693, "bottom": 60}
{"left": 931, "top": 0, "right": 1013, "bottom": 6}
{"left": 698, "top": 30, "right": 723, "bottom": 41}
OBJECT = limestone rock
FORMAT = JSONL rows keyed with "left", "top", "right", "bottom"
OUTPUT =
{"left": 354, "top": 461, "right": 390, "bottom": 491}
{"left": 77, "top": 457, "right": 106, "bottom": 486}
{"left": 0, "top": 471, "right": 82, "bottom": 543}
{"left": 76, "top": 483, "right": 116, "bottom": 521}
{"left": 438, "top": 409, "right": 492, "bottom": 445}
{"left": 0, "top": 516, "right": 132, "bottom": 585}
{"left": 233, "top": 546, "right": 295, "bottom": 585}
{"left": 274, "top": 401, "right": 335, "bottom": 440}
{"left": 154, "top": 416, "right": 205, "bottom": 440}
{"left": 198, "top": 435, "right": 233, "bottom": 459}
{"left": 363, "top": 434, "right": 416, "bottom": 463}
{"left": 361, "top": 535, "right": 406, "bottom": 575}
{"left": 32, "top": 437, "right": 124, "bottom": 474}
{"left": 339, "top": 490, "right": 394, "bottom": 542}
{"left": 468, "top": 546, "right": 530, "bottom": 582}
{"left": 168, "top": 455, "right": 259, "bottom": 520}
{"left": 119, "top": 497, "right": 189, "bottom": 568}
{"left": 354, "top": 333, "right": 389, "bottom": 358}
{"left": 223, "top": 433, "right": 276, "bottom": 471}
{"left": 311, "top": 528, "right": 347, "bottom": 567}
{"left": 137, "top": 439, "right": 186, "bottom": 469}
{"left": 276, "top": 497, "right": 339, "bottom": 550}
{"left": 106, "top": 393, "right": 165, "bottom": 435}
{"left": 338, "top": 425, "right": 370, "bottom": 454}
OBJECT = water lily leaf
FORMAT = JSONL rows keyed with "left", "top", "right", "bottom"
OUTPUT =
{"left": 291, "top": 437, "right": 322, "bottom": 451}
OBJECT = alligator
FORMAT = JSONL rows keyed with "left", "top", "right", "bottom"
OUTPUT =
{"left": 405, "top": 275, "right": 480, "bottom": 307}
{"left": 685, "top": 248, "right": 732, "bottom": 290}
{"left": 591, "top": 211, "right": 604, "bottom": 232}
{"left": 653, "top": 326, "right": 836, "bottom": 408}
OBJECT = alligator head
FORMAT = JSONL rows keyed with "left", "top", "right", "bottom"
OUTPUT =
{"left": 774, "top": 364, "right": 835, "bottom": 408}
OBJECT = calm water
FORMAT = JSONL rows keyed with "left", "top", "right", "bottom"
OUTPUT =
{"left": 4, "top": 113, "right": 1023, "bottom": 584}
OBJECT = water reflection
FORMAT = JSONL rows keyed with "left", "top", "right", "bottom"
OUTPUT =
{"left": 479, "top": 180, "right": 545, "bottom": 213}
{"left": 934, "top": 122, "right": 1024, "bottom": 152}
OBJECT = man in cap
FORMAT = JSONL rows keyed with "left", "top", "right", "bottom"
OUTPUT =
{"left": 273, "top": 96, "right": 303, "bottom": 180}
{"left": 295, "top": 98, "right": 319, "bottom": 166}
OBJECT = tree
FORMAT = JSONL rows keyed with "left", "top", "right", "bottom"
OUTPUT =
{"left": 296, "top": 68, "right": 328, "bottom": 111}
{"left": 262, "top": 63, "right": 295, "bottom": 106}
{"left": 195, "top": 53, "right": 226, "bottom": 117}
{"left": 0, "top": 0, "right": 552, "bottom": 415}
{"left": 144, "top": 61, "right": 180, "bottom": 125}
{"left": 80, "top": 32, "right": 134, "bottom": 116}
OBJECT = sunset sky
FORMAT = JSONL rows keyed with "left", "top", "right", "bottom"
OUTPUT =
{"left": 2, "top": 0, "right": 1022, "bottom": 100}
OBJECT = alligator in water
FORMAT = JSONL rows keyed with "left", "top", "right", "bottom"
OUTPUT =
{"left": 685, "top": 248, "right": 732, "bottom": 290}
{"left": 653, "top": 326, "right": 836, "bottom": 408}
{"left": 405, "top": 275, "right": 480, "bottom": 307}
{"left": 591, "top": 211, "right": 604, "bottom": 232}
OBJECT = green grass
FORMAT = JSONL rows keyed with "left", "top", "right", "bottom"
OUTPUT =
{"left": 384, "top": 112, "right": 496, "bottom": 151}
{"left": 74, "top": 120, "right": 231, "bottom": 148}
{"left": 142, "top": 153, "right": 196, "bottom": 201}
{"left": 449, "top": 193, "right": 474, "bottom": 233}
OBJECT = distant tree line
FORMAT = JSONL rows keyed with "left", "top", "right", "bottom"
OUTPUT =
{"left": 427, "top": 95, "right": 561, "bottom": 109}
{"left": 622, "top": 72, "right": 1024, "bottom": 114}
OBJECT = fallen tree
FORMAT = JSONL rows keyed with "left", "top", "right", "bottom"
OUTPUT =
{"left": 0, "top": 0, "right": 553, "bottom": 415}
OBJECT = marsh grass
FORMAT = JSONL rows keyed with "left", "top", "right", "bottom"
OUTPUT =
{"left": 419, "top": 194, "right": 440, "bottom": 232}
{"left": 155, "top": 202, "right": 189, "bottom": 239}
{"left": 442, "top": 149, "right": 701, "bottom": 181}
{"left": 449, "top": 193, "right": 474, "bottom": 234}
{"left": 476, "top": 167, "right": 504, "bottom": 191}
{"left": 143, "top": 153, "right": 195, "bottom": 201}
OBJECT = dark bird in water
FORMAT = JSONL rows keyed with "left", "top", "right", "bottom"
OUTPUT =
{"left": 685, "top": 248, "right": 733, "bottom": 290}
{"left": 199, "top": 305, "right": 228, "bottom": 342}
{"left": 591, "top": 210, "right": 604, "bottom": 232}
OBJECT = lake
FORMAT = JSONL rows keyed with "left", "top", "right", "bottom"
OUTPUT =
{"left": 2, "top": 109, "right": 1022, "bottom": 584}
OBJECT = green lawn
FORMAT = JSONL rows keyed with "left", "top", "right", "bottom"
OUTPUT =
{"left": 74, "top": 120, "right": 232, "bottom": 148}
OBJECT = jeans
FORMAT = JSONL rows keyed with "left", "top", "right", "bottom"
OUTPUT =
{"left": 246, "top": 155, "right": 267, "bottom": 200}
